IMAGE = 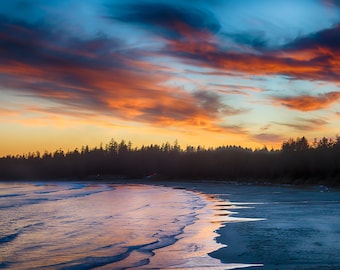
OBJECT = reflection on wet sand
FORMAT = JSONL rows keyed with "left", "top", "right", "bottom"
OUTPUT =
{"left": 0, "top": 183, "right": 263, "bottom": 269}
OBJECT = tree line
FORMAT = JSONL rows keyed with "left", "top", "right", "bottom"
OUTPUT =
{"left": 1, "top": 136, "right": 340, "bottom": 186}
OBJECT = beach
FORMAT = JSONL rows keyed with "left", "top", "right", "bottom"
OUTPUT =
{"left": 1, "top": 180, "right": 339, "bottom": 269}
{"left": 0, "top": 181, "right": 260, "bottom": 269}
{"left": 166, "top": 181, "right": 340, "bottom": 270}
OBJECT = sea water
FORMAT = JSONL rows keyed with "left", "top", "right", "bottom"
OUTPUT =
{"left": 0, "top": 182, "right": 262, "bottom": 269}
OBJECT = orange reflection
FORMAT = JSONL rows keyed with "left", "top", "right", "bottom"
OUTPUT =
{"left": 1, "top": 183, "right": 264, "bottom": 269}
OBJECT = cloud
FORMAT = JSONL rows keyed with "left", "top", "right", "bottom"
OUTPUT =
{"left": 274, "top": 117, "right": 329, "bottom": 131}
{"left": 108, "top": 2, "right": 221, "bottom": 63}
{"left": 301, "top": 117, "right": 329, "bottom": 126}
{"left": 216, "top": 124, "right": 249, "bottom": 135}
{"left": 208, "top": 83, "right": 265, "bottom": 96}
{"left": 272, "top": 91, "right": 340, "bottom": 111}
{"left": 107, "top": 2, "right": 221, "bottom": 40}
{"left": 252, "top": 133, "right": 284, "bottom": 144}
{"left": 3, "top": 0, "right": 340, "bottom": 134}
{"left": 106, "top": 2, "right": 340, "bottom": 85}
{"left": 0, "top": 14, "right": 242, "bottom": 132}
{"left": 167, "top": 44, "right": 339, "bottom": 83}
{"left": 148, "top": 12, "right": 340, "bottom": 84}
{"left": 284, "top": 24, "right": 340, "bottom": 53}
{"left": 193, "top": 90, "right": 245, "bottom": 116}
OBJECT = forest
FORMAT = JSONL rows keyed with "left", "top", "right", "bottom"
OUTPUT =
{"left": 1, "top": 136, "right": 340, "bottom": 186}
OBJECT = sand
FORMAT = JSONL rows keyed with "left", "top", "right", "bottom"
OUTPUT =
{"left": 139, "top": 180, "right": 340, "bottom": 270}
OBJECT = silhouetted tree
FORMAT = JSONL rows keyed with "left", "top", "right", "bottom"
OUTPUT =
{"left": 0, "top": 136, "right": 339, "bottom": 186}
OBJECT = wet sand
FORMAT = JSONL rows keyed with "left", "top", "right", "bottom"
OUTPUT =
{"left": 195, "top": 182, "right": 340, "bottom": 270}
{"left": 137, "top": 180, "right": 340, "bottom": 270}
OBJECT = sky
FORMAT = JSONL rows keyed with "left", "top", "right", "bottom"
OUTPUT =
{"left": 1, "top": 0, "right": 340, "bottom": 155}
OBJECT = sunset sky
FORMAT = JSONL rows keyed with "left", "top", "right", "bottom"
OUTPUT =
{"left": 1, "top": 0, "right": 340, "bottom": 156}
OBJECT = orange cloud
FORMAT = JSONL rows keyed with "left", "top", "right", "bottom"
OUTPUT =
{"left": 152, "top": 13, "right": 340, "bottom": 84}
{"left": 3, "top": 5, "right": 340, "bottom": 137}
{"left": 272, "top": 91, "right": 340, "bottom": 111}
{"left": 167, "top": 44, "right": 331, "bottom": 83}
{"left": 0, "top": 15, "right": 249, "bottom": 133}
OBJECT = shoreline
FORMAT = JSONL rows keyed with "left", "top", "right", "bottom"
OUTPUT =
{"left": 1, "top": 180, "right": 339, "bottom": 269}
{"left": 1, "top": 174, "right": 339, "bottom": 189}
{"left": 118, "top": 180, "right": 340, "bottom": 269}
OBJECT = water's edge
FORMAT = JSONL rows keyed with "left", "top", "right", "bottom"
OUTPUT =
{"left": 0, "top": 181, "right": 265, "bottom": 269}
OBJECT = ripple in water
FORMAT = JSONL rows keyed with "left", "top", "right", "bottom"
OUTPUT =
{"left": 0, "top": 182, "right": 263, "bottom": 269}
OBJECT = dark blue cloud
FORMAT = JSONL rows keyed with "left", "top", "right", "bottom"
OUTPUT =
{"left": 284, "top": 24, "right": 340, "bottom": 52}
{"left": 106, "top": 2, "right": 221, "bottom": 40}
{"left": 224, "top": 22, "right": 340, "bottom": 52}
{"left": 0, "top": 14, "right": 135, "bottom": 71}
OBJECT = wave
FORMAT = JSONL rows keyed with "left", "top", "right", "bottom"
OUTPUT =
{"left": 0, "top": 232, "right": 19, "bottom": 244}
{"left": 0, "top": 194, "right": 22, "bottom": 198}
{"left": 52, "top": 237, "right": 181, "bottom": 270}
{"left": 0, "top": 183, "right": 113, "bottom": 209}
